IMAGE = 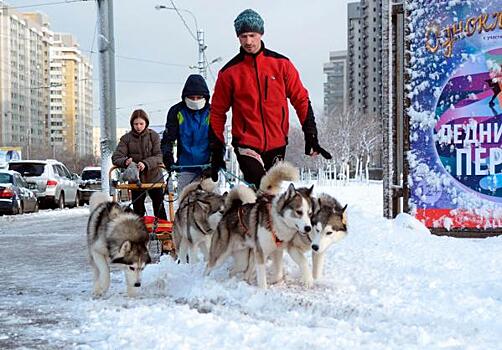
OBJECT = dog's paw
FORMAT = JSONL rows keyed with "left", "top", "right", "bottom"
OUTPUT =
{"left": 268, "top": 273, "right": 283, "bottom": 285}
{"left": 92, "top": 288, "right": 105, "bottom": 299}
{"left": 302, "top": 275, "right": 314, "bottom": 288}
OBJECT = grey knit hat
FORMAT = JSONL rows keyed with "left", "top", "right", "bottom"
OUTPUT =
{"left": 234, "top": 9, "right": 264, "bottom": 36}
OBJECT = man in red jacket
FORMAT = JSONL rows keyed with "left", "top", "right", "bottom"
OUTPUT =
{"left": 209, "top": 8, "right": 331, "bottom": 188}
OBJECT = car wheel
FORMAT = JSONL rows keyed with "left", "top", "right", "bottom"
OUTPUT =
{"left": 12, "top": 200, "right": 22, "bottom": 215}
{"left": 74, "top": 192, "right": 80, "bottom": 208}
{"left": 57, "top": 193, "right": 65, "bottom": 209}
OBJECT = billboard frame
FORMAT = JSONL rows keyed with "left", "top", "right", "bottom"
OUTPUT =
{"left": 386, "top": 1, "right": 502, "bottom": 238}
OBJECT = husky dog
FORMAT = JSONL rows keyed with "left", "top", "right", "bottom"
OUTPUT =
{"left": 206, "top": 162, "right": 315, "bottom": 288}
{"left": 87, "top": 192, "right": 151, "bottom": 297}
{"left": 120, "top": 161, "right": 141, "bottom": 186}
{"left": 287, "top": 193, "right": 348, "bottom": 285}
{"left": 173, "top": 178, "right": 227, "bottom": 264}
{"left": 219, "top": 185, "right": 257, "bottom": 280}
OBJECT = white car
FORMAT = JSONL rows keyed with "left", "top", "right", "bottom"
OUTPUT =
{"left": 78, "top": 166, "right": 101, "bottom": 205}
{"left": 8, "top": 159, "right": 80, "bottom": 209}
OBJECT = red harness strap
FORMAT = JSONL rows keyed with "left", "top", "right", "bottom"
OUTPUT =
{"left": 266, "top": 202, "right": 282, "bottom": 248}
{"left": 238, "top": 206, "right": 250, "bottom": 235}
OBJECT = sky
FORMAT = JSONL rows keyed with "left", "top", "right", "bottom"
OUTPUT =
{"left": 1, "top": 181, "right": 501, "bottom": 348}
{"left": 7, "top": 0, "right": 354, "bottom": 127}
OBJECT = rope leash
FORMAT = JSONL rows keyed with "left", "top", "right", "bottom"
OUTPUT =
{"left": 220, "top": 169, "right": 256, "bottom": 191}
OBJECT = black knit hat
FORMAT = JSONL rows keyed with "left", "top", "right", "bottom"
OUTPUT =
{"left": 234, "top": 9, "right": 264, "bottom": 36}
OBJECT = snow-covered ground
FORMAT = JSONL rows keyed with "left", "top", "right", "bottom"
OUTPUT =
{"left": 1, "top": 182, "right": 501, "bottom": 349}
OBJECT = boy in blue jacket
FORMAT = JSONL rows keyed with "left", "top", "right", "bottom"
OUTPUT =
{"left": 161, "top": 74, "right": 211, "bottom": 194}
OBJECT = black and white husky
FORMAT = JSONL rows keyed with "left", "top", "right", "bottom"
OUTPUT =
{"left": 206, "top": 162, "right": 315, "bottom": 288}
{"left": 173, "top": 178, "right": 227, "bottom": 264}
{"left": 287, "top": 193, "right": 348, "bottom": 284}
{"left": 87, "top": 192, "right": 151, "bottom": 297}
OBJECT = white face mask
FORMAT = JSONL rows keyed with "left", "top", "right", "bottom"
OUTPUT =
{"left": 185, "top": 97, "right": 206, "bottom": 111}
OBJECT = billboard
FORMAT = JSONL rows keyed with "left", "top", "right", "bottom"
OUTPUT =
{"left": 406, "top": 1, "right": 502, "bottom": 230}
{"left": 0, "top": 147, "right": 22, "bottom": 167}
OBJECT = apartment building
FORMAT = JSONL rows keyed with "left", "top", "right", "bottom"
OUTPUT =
{"left": 0, "top": 7, "right": 52, "bottom": 157}
{"left": 347, "top": 2, "right": 364, "bottom": 111}
{"left": 0, "top": 3, "right": 93, "bottom": 160}
{"left": 323, "top": 50, "right": 347, "bottom": 116}
{"left": 345, "top": 0, "right": 388, "bottom": 167}
{"left": 360, "top": 0, "right": 385, "bottom": 116}
{"left": 50, "top": 33, "right": 93, "bottom": 158}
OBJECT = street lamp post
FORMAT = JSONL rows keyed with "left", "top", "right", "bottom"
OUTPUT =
{"left": 155, "top": 5, "right": 208, "bottom": 79}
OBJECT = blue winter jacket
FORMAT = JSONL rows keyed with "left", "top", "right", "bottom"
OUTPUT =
{"left": 161, "top": 74, "right": 210, "bottom": 170}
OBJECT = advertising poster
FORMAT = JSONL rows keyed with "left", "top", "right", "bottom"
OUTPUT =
{"left": 0, "top": 147, "right": 22, "bottom": 167}
{"left": 406, "top": 0, "right": 502, "bottom": 230}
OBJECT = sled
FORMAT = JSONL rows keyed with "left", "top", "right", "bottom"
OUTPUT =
{"left": 109, "top": 165, "right": 176, "bottom": 258}
{"left": 143, "top": 215, "right": 176, "bottom": 258}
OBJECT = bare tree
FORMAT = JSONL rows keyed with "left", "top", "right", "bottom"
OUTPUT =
{"left": 285, "top": 126, "right": 316, "bottom": 169}
{"left": 298, "top": 106, "right": 383, "bottom": 182}
{"left": 355, "top": 113, "right": 381, "bottom": 182}
{"left": 26, "top": 144, "right": 99, "bottom": 174}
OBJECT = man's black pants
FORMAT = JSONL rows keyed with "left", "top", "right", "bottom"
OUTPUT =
{"left": 235, "top": 146, "right": 286, "bottom": 189}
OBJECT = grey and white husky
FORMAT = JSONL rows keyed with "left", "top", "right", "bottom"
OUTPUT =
{"left": 173, "top": 178, "right": 227, "bottom": 264}
{"left": 206, "top": 162, "right": 315, "bottom": 288}
{"left": 287, "top": 193, "right": 348, "bottom": 285}
{"left": 87, "top": 192, "right": 151, "bottom": 297}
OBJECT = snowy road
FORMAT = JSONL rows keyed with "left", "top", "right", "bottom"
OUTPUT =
{"left": 0, "top": 184, "right": 501, "bottom": 350}
{"left": 0, "top": 208, "right": 90, "bottom": 349}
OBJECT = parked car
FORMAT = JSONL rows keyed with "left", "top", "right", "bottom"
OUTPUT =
{"left": 8, "top": 159, "right": 80, "bottom": 209}
{"left": 0, "top": 170, "right": 39, "bottom": 214}
{"left": 79, "top": 166, "right": 101, "bottom": 205}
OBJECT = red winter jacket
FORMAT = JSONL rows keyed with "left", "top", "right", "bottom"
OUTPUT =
{"left": 210, "top": 43, "right": 315, "bottom": 152}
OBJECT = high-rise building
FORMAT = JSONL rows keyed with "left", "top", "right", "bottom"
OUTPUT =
{"left": 0, "top": 7, "right": 52, "bottom": 157}
{"left": 347, "top": 0, "right": 386, "bottom": 115}
{"left": 0, "top": 3, "right": 93, "bottom": 160}
{"left": 323, "top": 50, "right": 347, "bottom": 116}
{"left": 346, "top": 0, "right": 388, "bottom": 166}
{"left": 50, "top": 33, "right": 93, "bottom": 158}
{"left": 361, "top": 0, "right": 385, "bottom": 116}
{"left": 347, "top": 2, "right": 363, "bottom": 111}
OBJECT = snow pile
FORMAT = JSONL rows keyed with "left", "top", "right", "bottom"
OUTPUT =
{"left": 40, "top": 183, "right": 501, "bottom": 349}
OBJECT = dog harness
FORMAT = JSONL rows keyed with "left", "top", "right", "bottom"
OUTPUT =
{"left": 237, "top": 194, "right": 282, "bottom": 247}
{"left": 238, "top": 205, "right": 251, "bottom": 235}
{"left": 265, "top": 202, "right": 282, "bottom": 248}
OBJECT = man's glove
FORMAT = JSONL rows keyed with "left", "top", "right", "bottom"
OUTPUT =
{"left": 304, "top": 133, "right": 332, "bottom": 160}
{"left": 210, "top": 144, "right": 226, "bottom": 182}
{"left": 163, "top": 153, "right": 174, "bottom": 171}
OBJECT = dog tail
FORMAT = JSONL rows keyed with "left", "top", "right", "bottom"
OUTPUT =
{"left": 200, "top": 177, "right": 218, "bottom": 193}
{"left": 259, "top": 161, "right": 299, "bottom": 195}
{"left": 89, "top": 192, "right": 111, "bottom": 212}
{"left": 178, "top": 178, "right": 218, "bottom": 203}
{"left": 224, "top": 185, "right": 256, "bottom": 210}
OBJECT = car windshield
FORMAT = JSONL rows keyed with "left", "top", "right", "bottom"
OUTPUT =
{"left": 8, "top": 163, "right": 45, "bottom": 177}
{"left": 0, "top": 173, "right": 13, "bottom": 184}
{"left": 82, "top": 170, "right": 101, "bottom": 181}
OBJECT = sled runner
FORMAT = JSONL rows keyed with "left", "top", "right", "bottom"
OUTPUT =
{"left": 109, "top": 165, "right": 176, "bottom": 258}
